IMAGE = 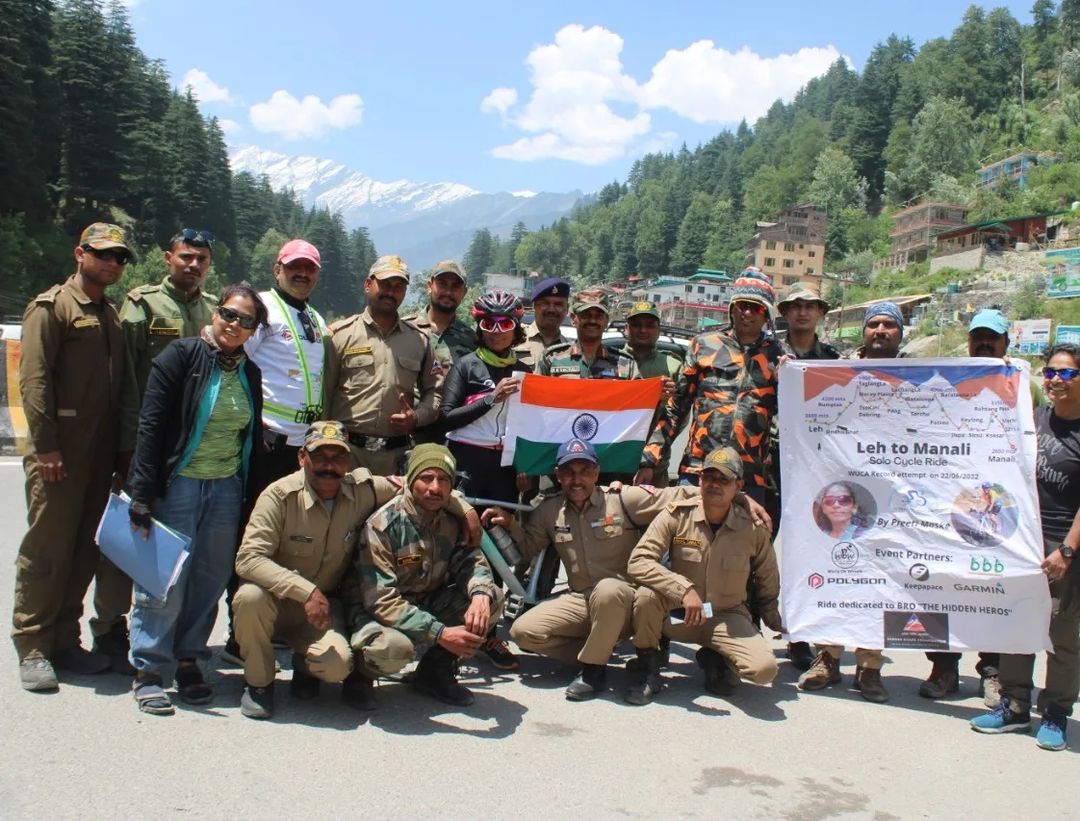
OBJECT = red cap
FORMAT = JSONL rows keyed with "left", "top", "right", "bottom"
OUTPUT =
{"left": 277, "top": 239, "right": 321, "bottom": 269}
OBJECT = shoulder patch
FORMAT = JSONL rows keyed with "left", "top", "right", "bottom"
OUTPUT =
{"left": 34, "top": 286, "right": 61, "bottom": 305}
{"left": 545, "top": 342, "right": 572, "bottom": 355}
{"left": 329, "top": 315, "right": 359, "bottom": 333}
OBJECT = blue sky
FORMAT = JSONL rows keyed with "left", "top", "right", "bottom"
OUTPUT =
{"left": 126, "top": 0, "right": 1037, "bottom": 194}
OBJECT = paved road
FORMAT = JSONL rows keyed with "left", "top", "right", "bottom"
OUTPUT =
{"left": 0, "top": 456, "right": 1073, "bottom": 820}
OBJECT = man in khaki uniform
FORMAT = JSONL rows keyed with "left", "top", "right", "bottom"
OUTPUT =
{"left": 323, "top": 255, "right": 442, "bottom": 475}
{"left": 96, "top": 228, "right": 217, "bottom": 672}
{"left": 484, "top": 438, "right": 695, "bottom": 702}
{"left": 13, "top": 222, "right": 139, "bottom": 691}
{"left": 515, "top": 277, "right": 570, "bottom": 370}
{"left": 628, "top": 447, "right": 781, "bottom": 704}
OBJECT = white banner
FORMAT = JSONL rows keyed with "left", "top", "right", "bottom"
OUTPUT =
{"left": 778, "top": 358, "right": 1051, "bottom": 653}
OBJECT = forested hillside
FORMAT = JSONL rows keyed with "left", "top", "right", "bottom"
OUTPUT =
{"left": 0, "top": 0, "right": 376, "bottom": 318}
{"left": 488, "top": 2, "right": 1080, "bottom": 304}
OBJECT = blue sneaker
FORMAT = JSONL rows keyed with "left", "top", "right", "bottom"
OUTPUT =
{"left": 970, "top": 697, "right": 1031, "bottom": 734}
{"left": 1035, "top": 709, "right": 1068, "bottom": 751}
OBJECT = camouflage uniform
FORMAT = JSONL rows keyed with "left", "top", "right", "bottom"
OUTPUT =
{"left": 623, "top": 343, "right": 683, "bottom": 487}
{"left": 780, "top": 334, "right": 841, "bottom": 361}
{"left": 344, "top": 491, "right": 501, "bottom": 678}
{"left": 403, "top": 311, "right": 477, "bottom": 373}
{"left": 538, "top": 343, "right": 640, "bottom": 380}
{"left": 642, "top": 329, "right": 782, "bottom": 501}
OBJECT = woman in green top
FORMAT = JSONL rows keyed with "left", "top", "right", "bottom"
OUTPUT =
{"left": 126, "top": 284, "right": 267, "bottom": 715}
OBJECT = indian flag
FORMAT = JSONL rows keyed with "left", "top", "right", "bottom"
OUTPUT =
{"left": 501, "top": 374, "right": 664, "bottom": 474}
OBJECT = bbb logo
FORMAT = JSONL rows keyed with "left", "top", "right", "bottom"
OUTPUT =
{"left": 808, "top": 573, "right": 825, "bottom": 589}
{"left": 970, "top": 556, "right": 1005, "bottom": 575}
{"left": 832, "top": 542, "right": 859, "bottom": 570}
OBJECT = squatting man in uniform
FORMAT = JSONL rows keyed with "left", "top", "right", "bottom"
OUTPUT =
{"left": 233, "top": 425, "right": 478, "bottom": 718}
{"left": 342, "top": 444, "right": 501, "bottom": 708}
{"left": 628, "top": 447, "right": 781, "bottom": 704}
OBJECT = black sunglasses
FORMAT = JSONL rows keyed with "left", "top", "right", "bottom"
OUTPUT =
{"left": 83, "top": 246, "right": 131, "bottom": 265}
{"left": 176, "top": 228, "right": 215, "bottom": 246}
{"left": 217, "top": 305, "right": 258, "bottom": 330}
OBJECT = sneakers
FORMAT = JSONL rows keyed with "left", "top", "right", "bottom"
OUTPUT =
{"left": 1036, "top": 708, "right": 1068, "bottom": 751}
{"left": 981, "top": 672, "right": 1002, "bottom": 709}
{"left": 289, "top": 655, "right": 320, "bottom": 700}
{"left": 52, "top": 644, "right": 110, "bottom": 675}
{"left": 918, "top": 660, "right": 959, "bottom": 699}
{"left": 854, "top": 666, "right": 889, "bottom": 703}
{"left": 240, "top": 682, "right": 275, "bottom": 720}
{"left": 92, "top": 622, "right": 136, "bottom": 676}
{"left": 797, "top": 651, "right": 842, "bottom": 691}
{"left": 970, "top": 697, "right": 1031, "bottom": 734}
{"left": 786, "top": 641, "right": 816, "bottom": 672}
{"left": 565, "top": 663, "right": 608, "bottom": 701}
{"left": 19, "top": 653, "right": 59, "bottom": 692}
{"left": 477, "top": 635, "right": 520, "bottom": 671}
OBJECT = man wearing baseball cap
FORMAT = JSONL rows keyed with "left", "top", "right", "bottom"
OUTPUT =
{"left": 628, "top": 447, "right": 780, "bottom": 705}
{"left": 539, "top": 287, "right": 639, "bottom": 380}
{"left": 324, "top": 254, "right": 442, "bottom": 475}
{"left": 516, "top": 277, "right": 571, "bottom": 370}
{"left": 404, "top": 260, "right": 476, "bottom": 372}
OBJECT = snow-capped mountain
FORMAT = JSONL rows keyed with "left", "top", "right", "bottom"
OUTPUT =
{"left": 229, "top": 146, "right": 582, "bottom": 269}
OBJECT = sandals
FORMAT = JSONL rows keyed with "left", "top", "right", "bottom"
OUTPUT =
{"left": 133, "top": 674, "right": 175, "bottom": 716}
{"left": 175, "top": 663, "right": 214, "bottom": 705}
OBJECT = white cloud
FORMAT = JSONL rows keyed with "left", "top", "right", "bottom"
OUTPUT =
{"left": 483, "top": 25, "right": 844, "bottom": 164}
{"left": 217, "top": 118, "right": 241, "bottom": 135}
{"left": 640, "top": 42, "right": 843, "bottom": 124}
{"left": 181, "top": 68, "right": 232, "bottom": 104}
{"left": 249, "top": 90, "right": 364, "bottom": 140}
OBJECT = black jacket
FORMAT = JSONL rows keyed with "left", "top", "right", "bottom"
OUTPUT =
{"left": 128, "top": 336, "right": 262, "bottom": 506}
{"left": 440, "top": 350, "right": 531, "bottom": 431}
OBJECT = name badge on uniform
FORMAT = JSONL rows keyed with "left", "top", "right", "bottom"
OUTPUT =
{"left": 551, "top": 367, "right": 578, "bottom": 376}
{"left": 73, "top": 315, "right": 100, "bottom": 329}
{"left": 554, "top": 525, "right": 573, "bottom": 543}
{"left": 673, "top": 536, "right": 703, "bottom": 548}
{"left": 148, "top": 318, "right": 180, "bottom": 336}
{"left": 345, "top": 345, "right": 372, "bottom": 356}
{"left": 288, "top": 534, "right": 314, "bottom": 543}
{"left": 398, "top": 554, "right": 422, "bottom": 566}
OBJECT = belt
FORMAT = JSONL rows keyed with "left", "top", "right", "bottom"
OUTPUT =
{"left": 348, "top": 432, "right": 409, "bottom": 452}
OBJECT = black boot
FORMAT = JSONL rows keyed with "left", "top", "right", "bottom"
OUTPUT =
{"left": 786, "top": 641, "right": 815, "bottom": 672}
{"left": 626, "top": 635, "right": 671, "bottom": 671}
{"left": 342, "top": 670, "right": 377, "bottom": 711}
{"left": 413, "top": 646, "right": 474, "bottom": 707}
{"left": 624, "top": 649, "right": 664, "bottom": 705}
{"left": 697, "top": 647, "right": 737, "bottom": 696}
{"left": 565, "top": 663, "right": 608, "bottom": 701}
{"left": 289, "top": 654, "right": 320, "bottom": 700}
{"left": 92, "top": 621, "right": 136, "bottom": 676}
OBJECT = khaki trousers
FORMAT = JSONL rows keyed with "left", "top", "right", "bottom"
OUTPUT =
{"left": 90, "top": 555, "right": 133, "bottom": 637}
{"left": 509, "top": 578, "right": 665, "bottom": 666}
{"left": 232, "top": 584, "right": 352, "bottom": 688}
{"left": 816, "top": 645, "right": 884, "bottom": 670}
{"left": 662, "top": 606, "right": 778, "bottom": 685}
{"left": 12, "top": 448, "right": 114, "bottom": 659}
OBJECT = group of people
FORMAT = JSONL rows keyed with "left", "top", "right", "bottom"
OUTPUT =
{"left": 10, "top": 222, "right": 1077, "bottom": 751}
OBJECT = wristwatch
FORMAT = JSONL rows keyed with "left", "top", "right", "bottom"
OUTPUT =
{"left": 1061, "top": 544, "right": 1075, "bottom": 560}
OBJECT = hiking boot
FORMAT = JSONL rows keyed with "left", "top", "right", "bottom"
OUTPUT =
{"left": 19, "top": 653, "right": 58, "bottom": 692}
{"left": 52, "top": 644, "right": 110, "bottom": 675}
{"left": 854, "top": 666, "right": 889, "bottom": 703}
{"left": 342, "top": 671, "right": 377, "bottom": 711}
{"left": 797, "top": 651, "right": 842, "bottom": 691}
{"left": 970, "top": 696, "right": 1031, "bottom": 734}
{"left": 1035, "top": 706, "right": 1068, "bottom": 751}
{"left": 786, "top": 641, "right": 815, "bottom": 672}
{"left": 626, "top": 635, "right": 671, "bottom": 671}
{"left": 918, "top": 659, "right": 959, "bottom": 699}
{"left": 697, "top": 647, "right": 738, "bottom": 696}
{"left": 289, "top": 654, "right": 320, "bottom": 700}
{"left": 240, "top": 682, "right": 275, "bottom": 720}
{"left": 624, "top": 648, "right": 664, "bottom": 705}
{"left": 565, "top": 663, "right": 607, "bottom": 701}
{"left": 477, "top": 635, "right": 519, "bottom": 671}
{"left": 413, "top": 646, "right": 474, "bottom": 707}
{"left": 981, "top": 671, "right": 1001, "bottom": 708}
{"left": 92, "top": 622, "right": 136, "bottom": 676}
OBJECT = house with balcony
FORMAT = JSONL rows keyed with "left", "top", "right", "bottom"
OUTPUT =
{"left": 877, "top": 201, "right": 969, "bottom": 272}
{"left": 977, "top": 151, "right": 1058, "bottom": 191}
{"left": 744, "top": 204, "right": 827, "bottom": 294}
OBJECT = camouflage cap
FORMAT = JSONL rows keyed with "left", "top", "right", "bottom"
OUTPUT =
{"left": 303, "top": 420, "right": 351, "bottom": 453}
{"left": 625, "top": 300, "right": 660, "bottom": 320}
{"left": 702, "top": 447, "right": 743, "bottom": 480}
{"left": 370, "top": 254, "right": 410, "bottom": 282}
{"left": 431, "top": 260, "right": 467, "bottom": 283}
{"left": 79, "top": 223, "right": 130, "bottom": 252}
{"left": 571, "top": 286, "right": 611, "bottom": 316}
{"left": 777, "top": 288, "right": 829, "bottom": 313}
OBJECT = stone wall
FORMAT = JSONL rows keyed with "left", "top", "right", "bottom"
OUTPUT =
{"left": 930, "top": 246, "right": 984, "bottom": 273}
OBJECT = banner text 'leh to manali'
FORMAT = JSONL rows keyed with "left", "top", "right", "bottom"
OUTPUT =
{"left": 501, "top": 375, "right": 664, "bottom": 475}
{"left": 778, "top": 358, "right": 1050, "bottom": 653}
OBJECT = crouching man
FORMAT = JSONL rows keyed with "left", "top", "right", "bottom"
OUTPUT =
{"left": 343, "top": 444, "right": 502, "bottom": 709}
{"left": 627, "top": 447, "right": 781, "bottom": 704}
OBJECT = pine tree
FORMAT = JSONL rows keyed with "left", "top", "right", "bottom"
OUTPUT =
{"left": 670, "top": 192, "right": 713, "bottom": 277}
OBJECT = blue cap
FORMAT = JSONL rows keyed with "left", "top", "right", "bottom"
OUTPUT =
{"left": 555, "top": 437, "right": 598, "bottom": 467}
{"left": 532, "top": 277, "right": 570, "bottom": 302}
{"left": 968, "top": 308, "right": 1010, "bottom": 336}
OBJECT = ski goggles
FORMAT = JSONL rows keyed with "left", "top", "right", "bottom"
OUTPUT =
{"left": 478, "top": 316, "right": 517, "bottom": 333}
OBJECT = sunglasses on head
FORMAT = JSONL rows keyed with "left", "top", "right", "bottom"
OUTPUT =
{"left": 479, "top": 316, "right": 516, "bottom": 333}
{"left": 217, "top": 305, "right": 258, "bottom": 330}
{"left": 732, "top": 301, "right": 766, "bottom": 315}
{"left": 822, "top": 494, "right": 854, "bottom": 507}
{"left": 176, "top": 228, "right": 214, "bottom": 246}
{"left": 1043, "top": 367, "right": 1080, "bottom": 382}
{"left": 84, "top": 246, "right": 131, "bottom": 265}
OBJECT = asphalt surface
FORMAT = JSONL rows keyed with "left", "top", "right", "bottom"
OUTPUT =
{"left": 0, "top": 455, "right": 1074, "bottom": 820}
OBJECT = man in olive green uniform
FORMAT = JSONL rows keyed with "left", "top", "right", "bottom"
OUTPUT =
{"left": 96, "top": 228, "right": 217, "bottom": 671}
{"left": 344, "top": 444, "right": 500, "bottom": 708}
{"left": 538, "top": 288, "right": 639, "bottom": 380}
{"left": 515, "top": 277, "right": 570, "bottom": 370}
{"left": 323, "top": 255, "right": 442, "bottom": 475}
{"left": 484, "top": 438, "right": 695, "bottom": 701}
{"left": 13, "top": 223, "right": 139, "bottom": 691}
{"left": 628, "top": 447, "right": 781, "bottom": 704}
{"left": 621, "top": 301, "right": 682, "bottom": 487}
